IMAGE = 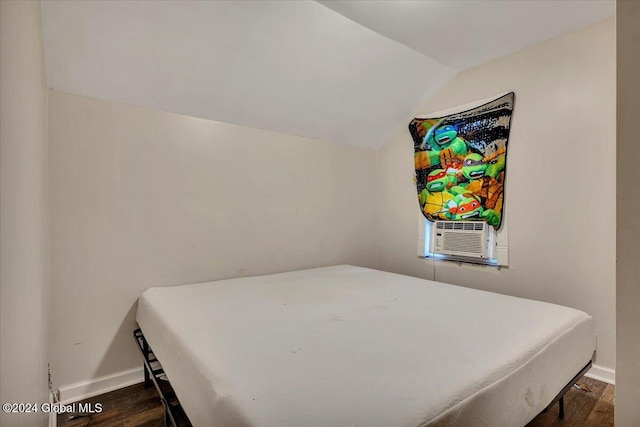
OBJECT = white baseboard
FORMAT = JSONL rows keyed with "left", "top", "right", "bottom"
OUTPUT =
{"left": 58, "top": 367, "right": 144, "bottom": 404}
{"left": 53, "top": 363, "right": 614, "bottom": 406}
{"left": 585, "top": 364, "right": 615, "bottom": 385}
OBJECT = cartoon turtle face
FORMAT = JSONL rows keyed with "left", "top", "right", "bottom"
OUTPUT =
{"left": 485, "top": 154, "right": 505, "bottom": 178}
{"left": 448, "top": 195, "right": 484, "bottom": 220}
{"left": 462, "top": 153, "right": 487, "bottom": 180}
{"left": 426, "top": 169, "right": 454, "bottom": 192}
{"left": 433, "top": 125, "right": 458, "bottom": 148}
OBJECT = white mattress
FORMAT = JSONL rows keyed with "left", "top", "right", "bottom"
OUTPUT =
{"left": 136, "top": 265, "right": 594, "bottom": 427}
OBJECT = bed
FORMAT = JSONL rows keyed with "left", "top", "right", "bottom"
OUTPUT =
{"left": 135, "top": 265, "right": 595, "bottom": 427}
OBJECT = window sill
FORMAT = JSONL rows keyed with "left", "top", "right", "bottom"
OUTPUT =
{"left": 420, "top": 254, "right": 506, "bottom": 270}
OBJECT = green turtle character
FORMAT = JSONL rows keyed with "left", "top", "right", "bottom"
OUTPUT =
{"left": 449, "top": 153, "right": 504, "bottom": 216}
{"left": 415, "top": 124, "right": 468, "bottom": 170}
{"left": 450, "top": 153, "right": 488, "bottom": 195}
{"left": 461, "top": 153, "right": 488, "bottom": 180}
{"left": 426, "top": 168, "right": 457, "bottom": 192}
{"left": 419, "top": 169, "right": 457, "bottom": 220}
{"left": 485, "top": 154, "right": 505, "bottom": 179}
{"left": 445, "top": 194, "right": 501, "bottom": 226}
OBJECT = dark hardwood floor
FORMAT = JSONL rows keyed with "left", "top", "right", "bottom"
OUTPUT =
{"left": 527, "top": 376, "right": 614, "bottom": 427}
{"left": 58, "top": 376, "right": 613, "bottom": 427}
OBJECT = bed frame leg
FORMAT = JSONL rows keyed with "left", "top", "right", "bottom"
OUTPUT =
{"left": 144, "top": 364, "right": 151, "bottom": 389}
{"left": 541, "top": 360, "right": 591, "bottom": 421}
{"left": 143, "top": 339, "right": 151, "bottom": 389}
{"left": 135, "top": 328, "right": 186, "bottom": 426}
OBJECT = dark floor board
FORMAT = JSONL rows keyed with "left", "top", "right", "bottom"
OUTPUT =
{"left": 57, "top": 384, "right": 164, "bottom": 427}
{"left": 526, "top": 377, "right": 613, "bottom": 427}
{"left": 584, "top": 383, "right": 615, "bottom": 426}
{"left": 59, "top": 376, "right": 614, "bottom": 427}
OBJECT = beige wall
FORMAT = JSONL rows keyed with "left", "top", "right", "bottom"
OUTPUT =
{"left": 48, "top": 91, "right": 378, "bottom": 392}
{"left": 0, "top": 1, "right": 50, "bottom": 426}
{"left": 616, "top": 2, "right": 640, "bottom": 425}
{"left": 376, "top": 19, "right": 616, "bottom": 374}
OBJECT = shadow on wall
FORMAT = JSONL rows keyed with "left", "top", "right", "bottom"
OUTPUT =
{"left": 93, "top": 302, "right": 141, "bottom": 380}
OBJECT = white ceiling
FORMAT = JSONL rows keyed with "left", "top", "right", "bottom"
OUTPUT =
{"left": 319, "top": 0, "right": 615, "bottom": 71}
{"left": 42, "top": 1, "right": 614, "bottom": 149}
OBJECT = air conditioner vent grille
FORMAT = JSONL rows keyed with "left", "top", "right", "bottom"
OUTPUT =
{"left": 441, "top": 231, "right": 484, "bottom": 254}
{"left": 436, "top": 221, "right": 485, "bottom": 231}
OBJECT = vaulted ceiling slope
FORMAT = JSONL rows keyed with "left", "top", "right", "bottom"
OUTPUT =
{"left": 319, "top": 0, "right": 615, "bottom": 71}
{"left": 42, "top": 1, "right": 614, "bottom": 150}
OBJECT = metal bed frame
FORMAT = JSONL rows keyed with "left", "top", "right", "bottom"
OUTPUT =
{"left": 542, "top": 359, "right": 593, "bottom": 419}
{"left": 134, "top": 328, "right": 191, "bottom": 427}
{"left": 134, "top": 327, "right": 592, "bottom": 427}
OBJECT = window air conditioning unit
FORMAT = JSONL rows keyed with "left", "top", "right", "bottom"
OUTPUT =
{"left": 431, "top": 221, "right": 495, "bottom": 259}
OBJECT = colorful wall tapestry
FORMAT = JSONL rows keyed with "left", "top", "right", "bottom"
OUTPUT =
{"left": 409, "top": 92, "right": 514, "bottom": 230}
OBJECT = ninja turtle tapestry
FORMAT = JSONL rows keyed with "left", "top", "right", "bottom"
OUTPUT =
{"left": 410, "top": 92, "right": 514, "bottom": 230}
